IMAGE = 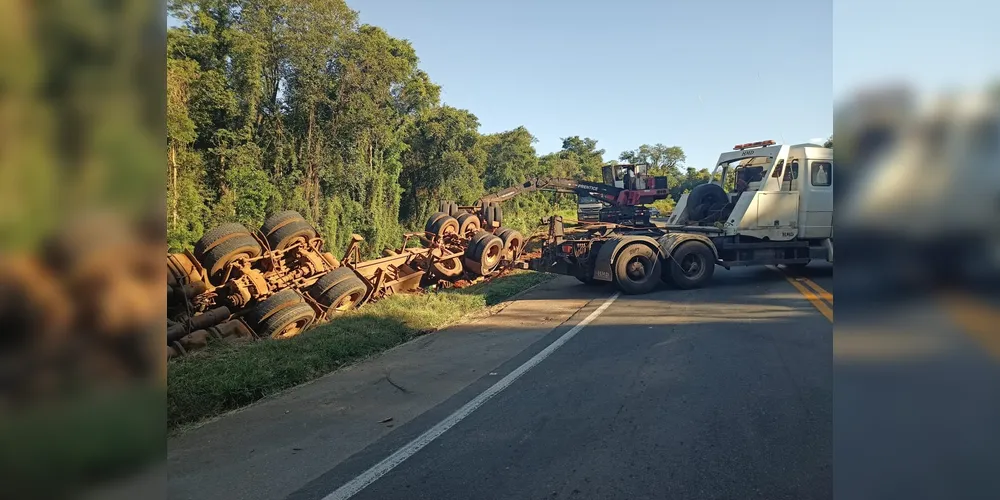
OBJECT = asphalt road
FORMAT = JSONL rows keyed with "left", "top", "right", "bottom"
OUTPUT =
{"left": 281, "top": 265, "right": 834, "bottom": 500}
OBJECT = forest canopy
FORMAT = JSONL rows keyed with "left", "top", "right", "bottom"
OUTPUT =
{"left": 167, "top": 0, "right": 713, "bottom": 255}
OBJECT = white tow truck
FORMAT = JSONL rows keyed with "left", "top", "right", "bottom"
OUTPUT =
{"left": 529, "top": 140, "right": 835, "bottom": 293}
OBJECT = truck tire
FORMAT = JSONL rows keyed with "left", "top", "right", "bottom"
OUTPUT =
{"left": 424, "top": 212, "right": 449, "bottom": 234}
{"left": 316, "top": 276, "right": 368, "bottom": 314}
{"left": 457, "top": 213, "right": 481, "bottom": 236}
{"left": 428, "top": 215, "right": 460, "bottom": 239}
{"left": 439, "top": 200, "right": 460, "bottom": 217}
{"left": 265, "top": 218, "right": 318, "bottom": 251}
{"left": 194, "top": 223, "right": 263, "bottom": 285}
{"left": 465, "top": 233, "right": 503, "bottom": 276}
{"left": 666, "top": 241, "right": 715, "bottom": 289}
{"left": 613, "top": 243, "right": 661, "bottom": 295}
{"left": 261, "top": 210, "right": 318, "bottom": 250}
{"left": 260, "top": 210, "right": 304, "bottom": 237}
{"left": 686, "top": 183, "right": 727, "bottom": 221}
{"left": 257, "top": 301, "right": 316, "bottom": 339}
{"left": 246, "top": 288, "right": 306, "bottom": 334}
{"left": 429, "top": 247, "right": 464, "bottom": 279}
{"left": 482, "top": 203, "right": 503, "bottom": 229}
{"left": 309, "top": 267, "right": 356, "bottom": 296}
{"left": 496, "top": 227, "right": 524, "bottom": 261}
{"left": 466, "top": 230, "right": 492, "bottom": 258}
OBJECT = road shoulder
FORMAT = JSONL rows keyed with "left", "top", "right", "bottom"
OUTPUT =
{"left": 167, "top": 275, "right": 606, "bottom": 500}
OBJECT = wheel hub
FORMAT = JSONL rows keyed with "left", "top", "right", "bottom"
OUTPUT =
{"left": 626, "top": 259, "right": 647, "bottom": 280}
{"left": 682, "top": 255, "right": 702, "bottom": 276}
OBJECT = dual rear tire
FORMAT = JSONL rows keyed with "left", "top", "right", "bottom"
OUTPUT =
{"left": 610, "top": 241, "right": 715, "bottom": 294}
{"left": 464, "top": 230, "right": 504, "bottom": 276}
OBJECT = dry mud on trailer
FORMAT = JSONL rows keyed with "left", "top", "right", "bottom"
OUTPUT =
{"left": 166, "top": 210, "right": 526, "bottom": 359}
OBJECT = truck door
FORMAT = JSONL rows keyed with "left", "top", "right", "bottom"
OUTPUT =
{"left": 799, "top": 159, "right": 833, "bottom": 239}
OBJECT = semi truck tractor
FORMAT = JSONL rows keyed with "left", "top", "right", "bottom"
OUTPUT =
{"left": 528, "top": 140, "right": 835, "bottom": 294}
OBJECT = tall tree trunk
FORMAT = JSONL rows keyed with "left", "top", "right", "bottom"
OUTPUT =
{"left": 307, "top": 105, "right": 319, "bottom": 221}
{"left": 170, "top": 143, "right": 178, "bottom": 228}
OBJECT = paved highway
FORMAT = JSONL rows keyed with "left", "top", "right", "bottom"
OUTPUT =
{"left": 169, "top": 265, "right": 834, "bottom": 500}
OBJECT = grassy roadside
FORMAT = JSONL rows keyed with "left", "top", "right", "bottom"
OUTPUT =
{"left": 167, "top": 270, "right": 555, "bottom": 431}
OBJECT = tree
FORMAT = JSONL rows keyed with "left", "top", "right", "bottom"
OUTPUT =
{"left": 482, "top": 127, "right": 538, "bottom": 190}
{"left": 399, "top": 105, "right": 486, "bottom": 228}
{"left": 164, "top": 0, "right": 703, "bottom": 256}
{"left": 618, "top": 143, "right": 685, "bottom": 176}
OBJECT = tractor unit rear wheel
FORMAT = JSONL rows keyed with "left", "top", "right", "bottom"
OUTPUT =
{"left": 613, "top": 243, "right": 662, "bottom": 295}
{"left": 194, "top": 223, "right": 263, "bottom": 286}
{"left": 666, "top": 241, "right": 715, "bottom": 289}
{"left": 457, "top": 213, "right": 481, "bottom": 236}
{"left": 261, "top": 211, "right": 318, "bottom": 251}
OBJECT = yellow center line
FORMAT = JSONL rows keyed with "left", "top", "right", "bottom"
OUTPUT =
{"left": 940, "top": 292, "right": 1000, "bottom": 360}
{"left": 768, "top": 266, "right": 833, "bottom": 323}
{"left": 796, "top": 276, "right": 833, "bottom": 305}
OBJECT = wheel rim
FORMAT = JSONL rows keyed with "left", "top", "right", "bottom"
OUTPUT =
{"left": 484, "top": 243, "right": 501, "bottom": 266}
{"left": 625, "top": 257, "right": 650, "bottom": 281}
{"left": 441, "top": 256, "right": 460, "bottom": 271}
{"left": 274, "top": 316, "right": 311, "bottom": 339}
{"left": 680, "top": 254, "right": 704, "bottom": 278}
{"left": 332, "top": 290, "right": 363, "bottom": 312}
{"left": 506, "top": 239, "right": 522, "bottom": 260}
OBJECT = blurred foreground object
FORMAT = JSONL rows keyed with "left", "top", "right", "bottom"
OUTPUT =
{"left": 0, "top": 0, "right": 165, "bottom": 498}
{"left": 835, "top": 83, "right": 1000, "bottom": 500}
{"left": 838, "top": 87, "right": 1000, "bottom": 293}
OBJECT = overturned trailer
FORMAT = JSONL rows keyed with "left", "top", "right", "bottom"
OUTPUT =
{"left": 167, "top": 210, "right": 525, "bottom": 358}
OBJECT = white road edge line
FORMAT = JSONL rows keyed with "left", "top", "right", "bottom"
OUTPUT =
{"left": 322, "top": 292, "right": 622, "bottom": 500}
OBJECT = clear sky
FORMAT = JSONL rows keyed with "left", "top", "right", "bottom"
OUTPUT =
{"left": 351, "top": 0, "right": 832, "bottom": 170}
{"left": 833, "top": 0, "right": 1000, "bottom": 104}
{"left": 168, "top": 0, "right": 1000, "bottom": 168}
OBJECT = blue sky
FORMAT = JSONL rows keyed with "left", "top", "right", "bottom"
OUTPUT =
{"left": 833, "top": 0, "right": 1000, "bottom": 103}
{"left": 169, "top": 0, "right": 1000, "bottom": 170}
{"left": 351, "top": 0, "right": 831, "bottom": 170}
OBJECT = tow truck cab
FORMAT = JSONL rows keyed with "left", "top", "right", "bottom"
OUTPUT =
{"left": 660, "top": 141, "right": 833, "bottom": 269}
{"left": 669, "top": 140, "right": 833, "bottom": 243}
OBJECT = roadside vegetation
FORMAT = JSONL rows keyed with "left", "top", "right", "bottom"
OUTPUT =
{"left": 167, "top": 0, "right": 720, "bottom": 259}
{"left": 168, "top": 271, "right": 554, "bottom": 430}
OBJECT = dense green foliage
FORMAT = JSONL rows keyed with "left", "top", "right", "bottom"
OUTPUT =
{"left": 167, "top": 0, "right": 713, "bottom": 254}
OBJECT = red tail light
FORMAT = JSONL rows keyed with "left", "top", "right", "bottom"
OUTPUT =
{"left": 561, "top": 244, "right": 574, "bottom": 254}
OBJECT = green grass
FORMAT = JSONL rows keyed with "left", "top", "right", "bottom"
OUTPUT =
{"left": 0, "top": 386, "right": 165, "bottom": 499}
{"left": 167, "top": 271, "right": 554, "bottom": 431}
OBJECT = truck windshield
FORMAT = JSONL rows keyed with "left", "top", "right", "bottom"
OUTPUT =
{"left": 578, "top": 196, "right": 600, "bottom": 205}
